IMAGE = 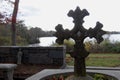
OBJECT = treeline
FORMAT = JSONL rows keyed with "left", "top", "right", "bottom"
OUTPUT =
{"left": 0, "top": 22, "right": 55, "bottom": 46}
{"left": 108, "top": 31, "right": 120, "bottom": 34}
{"left": 51, "top": 38, "right": 120, "bottom": 53}
{"left": 87, "top": 40, "right": 120, "bottom": 53}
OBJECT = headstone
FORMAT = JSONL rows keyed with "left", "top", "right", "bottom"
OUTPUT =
{"left": 0, "top": 46, "right": 66, "bottom": 66}
{"left": 28, "top": 53, "right": 53, "bottom": 64}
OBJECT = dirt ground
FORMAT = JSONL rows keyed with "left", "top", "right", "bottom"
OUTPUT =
{"left": 0, "top": 64, "right": 61, "bottom": 79}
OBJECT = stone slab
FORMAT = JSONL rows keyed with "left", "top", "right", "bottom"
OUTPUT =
{"left": 25, "top": 68, "right": 120, "bottom": 80}
{"left": 0, "top": 64, "right": 17, "bottom": 69}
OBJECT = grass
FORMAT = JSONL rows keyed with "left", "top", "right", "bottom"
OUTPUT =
{"left": 66, "top": 53, "right": 120, "bottom": 67}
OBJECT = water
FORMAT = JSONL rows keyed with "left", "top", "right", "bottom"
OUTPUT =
{"left": 38, "top": 37, "right": 57, "bottom": 46}
{"left": 38, "top": 34, "right": 120, "bottom": 46}
{"left": 106, "top": 34, "right": 120, "bottom": 42}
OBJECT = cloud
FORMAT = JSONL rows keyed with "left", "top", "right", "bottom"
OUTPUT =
{"left": 19, "top": 0, "right": 120, "bottom": 31}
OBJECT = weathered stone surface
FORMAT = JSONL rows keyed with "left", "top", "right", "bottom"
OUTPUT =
{"left": 28, "top": 53, "right": 53, "bottom": 64}
{"left": 0, "top": 64, "right": 17, "bottom": 80}
{"left": 49, "top": 50, "right": 63, "bottom": 58}
{"left": 54, "top": 6, "right": 106, "bottom": 78}
{"left": 26, "top": 68, "right": 120, "bottom": 80}
{"left": 0, "top": 46, "right": 66, "bottom": 66}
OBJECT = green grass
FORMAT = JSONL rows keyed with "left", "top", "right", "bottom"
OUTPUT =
{"left": 66, "top": 53, "right": 120, "bottom": 67}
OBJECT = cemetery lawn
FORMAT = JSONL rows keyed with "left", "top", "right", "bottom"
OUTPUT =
{"left": 66, "top": 53, "right": 120, "bottom": 67}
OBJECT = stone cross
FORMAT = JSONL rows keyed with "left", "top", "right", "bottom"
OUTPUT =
{"left": 54, "top": 6, "right": 106, "bottom": 78}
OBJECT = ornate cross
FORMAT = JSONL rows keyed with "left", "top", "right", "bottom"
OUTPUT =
{"left": 54, "top": 6, "right": 106, "bottom": 77}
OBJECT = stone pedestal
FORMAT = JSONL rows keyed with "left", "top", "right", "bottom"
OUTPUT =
{"left": 0, "top": 64, "right": 17, "bottom": 80}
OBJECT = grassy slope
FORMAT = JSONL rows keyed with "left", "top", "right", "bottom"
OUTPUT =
{"left": 66, "top": 53, "right": 120, "bottom": 67}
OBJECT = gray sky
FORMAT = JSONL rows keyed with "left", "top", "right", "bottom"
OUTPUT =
{"left": 12, "top": 0, "right": 120, "bottom": 31}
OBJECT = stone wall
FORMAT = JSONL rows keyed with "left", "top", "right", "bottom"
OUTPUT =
{"left": 0, "top": 46, "right": 66, "bottom": 66}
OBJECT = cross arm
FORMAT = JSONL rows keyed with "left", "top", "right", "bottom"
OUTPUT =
{"left": 54, "top": 24, "right": 71, "bottom": 44}
{"left": 87, "top": 22, "right": 106, "bottom": 44}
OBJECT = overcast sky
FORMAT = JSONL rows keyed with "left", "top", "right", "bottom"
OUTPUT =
{"left": 18, "top": 0, "right": 120, "bottom": 31}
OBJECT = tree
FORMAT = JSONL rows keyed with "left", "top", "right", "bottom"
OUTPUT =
{"left": 0, "top": 0, "right": 20, "bottom": 46}
{"left": 11, "top": 0, "right": 19, "bottom": 45}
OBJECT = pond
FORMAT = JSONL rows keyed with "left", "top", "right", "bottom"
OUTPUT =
{"left": 39, "top": 37, "right": 57, "bottom": 46}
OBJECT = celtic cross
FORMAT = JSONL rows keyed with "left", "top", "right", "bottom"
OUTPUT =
{"left": 54, "top": 6, "right": 106, "bottom": 77}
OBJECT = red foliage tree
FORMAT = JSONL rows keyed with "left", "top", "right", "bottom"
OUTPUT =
{"left": 11, "top": 0, "right": 19, "bottom": 45}
{"left": 0, "top": 0, "right": 20, "bottom": 45}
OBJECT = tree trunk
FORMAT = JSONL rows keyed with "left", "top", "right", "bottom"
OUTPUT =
{"left": 11, "top": 0, "right": 19, "bottom": 46}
